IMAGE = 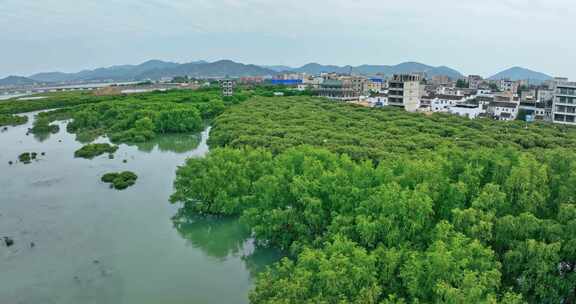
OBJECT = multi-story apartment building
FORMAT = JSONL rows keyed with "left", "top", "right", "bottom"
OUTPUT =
{"left": 431, "top": 75, "right": 451, "bottom": 86}
{"left": 388, "top": 74, "right": 423, "bottom": 112}
{"left": 303, "top": 76, "right": 324, "bottom": 89}
{"left": 552, "top": 79, "right": 576, "bottom": 125}
{"left": 316, "top": 76, "right": 364, "bottom": 101}
{"left": 219, "top": 79, "right": 236, "bottom": 97}
{"left": 365, "top": 78, "right": 384, "bottom": 93}
{"left": 537, "top": 88, "right": 554, "bottom": 103}
{"left": 467, "top": 75, "right": 483, "bottom": 89}
{"left": 275, "top": 73, "right": 306, "bottom": 80}
{"left": 520, "top": 89, "right": 536, "bottom": 101}
{"left": 347, "top": 76, "right": 369, "bottom": 97}
{"left": 534, "top": 102, "right": 549, "bottom": 121}
{"left": 316, "top": 79, "right": 349, "bottom": 100}
{"left": 239, "top": 76, "right": 264, "bottom": 85}
{"left": 498, "top": 79, "right": 519, "bottom": 93}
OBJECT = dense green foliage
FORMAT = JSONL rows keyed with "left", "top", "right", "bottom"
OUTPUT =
{"left": 30, "top": 117, "right": 60, "bottom": 135}
{"left": 456, "top": 79, "right": 469, "bottom": 88}
{"left": 174, "top": 145, "right": 576, "bottom": 303}
{"left": 0, "top": 92, "right": 106, "bottom": 115}
{"left": 101, "top": 171, "right": 138, "bottom": 190}
{"left": 18, "top": 152, "right": 38, "bottom": 164}
{"left": 6, "top": 89, "right": 240, "bottom": 144}
{"left": 63, "top": 90, "right": 226, "bottom": 143}
{"left": 74, "top": 143, "right": 119, "bottom": 159}
{"left": 210, "top": 97, "right": 576, "bottom": 160}
{"left": 173, "top": 96, "right": 576, "bottom": 303}
{"left": 0, "top": 114, "right": 28, "bottom": 127}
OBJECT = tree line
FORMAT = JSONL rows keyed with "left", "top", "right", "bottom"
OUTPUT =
{"left": 19, "top": 89, "right": 238, "bottom": 144}
{"left": 0, "top": 114, "right": 28, "bottom": 127}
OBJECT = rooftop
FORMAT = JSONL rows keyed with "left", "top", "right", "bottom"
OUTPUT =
{"left": 452, "top": 104, "right": 480, "bottom": 109}
{"left": 391, "top": 74, "right": 422, "bottom": 82}
{"left": 491, "top": 101, "right": 518, "bottom": 108}
{"left": 429, "top": 94, "right": 466, "bottom": 101}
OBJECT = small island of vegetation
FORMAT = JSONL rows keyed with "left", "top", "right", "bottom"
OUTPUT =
{"left": 30, "top": 117, "right": 60, "bottom": 135}
{"left": 101, "top": 171, "right": 138, "bottom": 190}
{"left": 0, "top": 114, "right": 28, "bottom": 127}
{"left": 74, "top": 143, "right": 119, "bottom": 159}
{"left": 18, "top": 152, "right": 39, "bottom": 164}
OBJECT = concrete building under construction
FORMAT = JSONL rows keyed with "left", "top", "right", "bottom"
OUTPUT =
{"left": 315, "top": 76, "right": 367, "bottom": 101}
{"left": 388, "top": 74, "right": 424, "bottom": 112}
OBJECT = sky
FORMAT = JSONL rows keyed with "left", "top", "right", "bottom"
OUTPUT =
{"left": 1, "top": 0, "right": 575, "bottom": 79}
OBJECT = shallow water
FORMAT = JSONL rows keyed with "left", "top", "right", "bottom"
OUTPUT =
{"left": 0, "top": 113, "right": 279, "bottom": 304}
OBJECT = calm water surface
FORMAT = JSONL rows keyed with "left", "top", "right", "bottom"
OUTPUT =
{"left": 0, "top": 113, "right": 279, "bottom": 304}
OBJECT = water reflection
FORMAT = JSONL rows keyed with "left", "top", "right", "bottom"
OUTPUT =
{"left": 33, "top": 129, "right": 58, "bottom": 142}
{"left": 241, "top": 241, "right": 285, "bottom": 278}
{"left": 171, "top": 206, "right": 250, "bottom": 260}
{"left": 31, "top": 125, "right": 61, "bottom": 143}
{"left": 75, "top": 130, "right": 101, "bottom": 144}
{"left": 131, "top": 133, "right": 201, "bottom": 154}
{"left": 171, "top": 205, "right": 285, "bottom": 277}
{"left": 27, "top": 113, "right": 63, "bottom": 143}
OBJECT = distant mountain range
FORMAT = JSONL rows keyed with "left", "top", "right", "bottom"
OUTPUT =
{"left": 140, "top": 60, "right": 274, "bottom": 80}
{"left": 281, "top": 62, "right": 464, "bottom": 79}
{"left": 0, "top": 76, "right": 42, "bottom": 87}
{"left": 488, "top": 67, "right": 553, "bottom": 82}
{"left": 29, "top": 60, "right": 181, "bottom": 83}
{"left": 0, "top": 59, "right": 556, "bottom": 86}
{"left": 261, "top": 65, "right": 294, "bottom": 72}
{"left": 23, "top": 60, "right": 273, "bottom": 84}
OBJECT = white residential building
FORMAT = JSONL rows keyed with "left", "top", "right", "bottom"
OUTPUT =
{"left": 552, "top": 79, "right": 576, "bottom": 125}
{"left": 468, "top": 75, "right": 483, "bottom": 90}
{"left": 498, "top": 79, "right": 518, "bottom": 93}
{"left": 449, "top": 104, "right": 483, "bottom": 119}
{"left": 537, "top": 88, "right": 554, "bottom": 103}
{"left": 489, "top": 102, "right": 519, "bottom": 121}
{"left": 436, "top": 87, "right": 466, "bottom": 96}
{"left": 219, "top": 79, "right": 236, "bottom": 97}
{"left": 535, "top": 103, "right": 549, "bottom": 121}
{"left": 367, "top": 94, "right": 388, "bottom": 107}
{"left": 430, "top": 94, "right": 466, "bottom": 112}
{"left": 297, "top": 84, "right": 308, "bottom": 91}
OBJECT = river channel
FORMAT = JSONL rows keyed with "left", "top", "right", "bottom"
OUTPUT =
{"left": 0, "top": 113, "right": 279, "bottom": 304}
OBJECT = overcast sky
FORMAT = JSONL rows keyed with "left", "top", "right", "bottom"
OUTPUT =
{"left": 1, "top": 0, "right": 575, "bottom": 78}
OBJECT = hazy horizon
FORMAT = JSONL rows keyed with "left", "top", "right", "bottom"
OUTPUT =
{"left": 0, "top": 57, "right": 558, "bottom": 80}
{"left": 1, "top": 0, "right": 575, "bottom": 79}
